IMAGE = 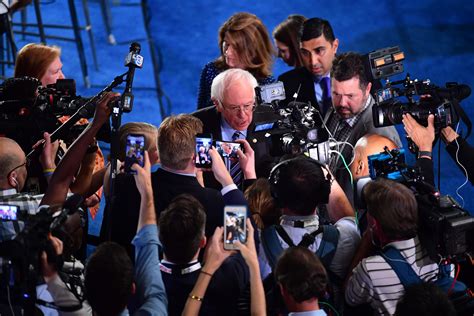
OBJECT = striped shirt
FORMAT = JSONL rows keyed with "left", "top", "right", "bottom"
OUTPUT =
{"left": 345, "top": 237, "right": 439, "bottom": 315}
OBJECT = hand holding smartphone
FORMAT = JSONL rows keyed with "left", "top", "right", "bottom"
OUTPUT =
{"left": 124, "top": 134, "right": 145, "bottom": 174}
{"left": 224, "top": 205, "right": 247, "bottom": 250}
{"left": 195, "top": 133, "right": 213, "bottom": 168}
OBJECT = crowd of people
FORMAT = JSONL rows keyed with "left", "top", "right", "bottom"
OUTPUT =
{"left": 0, "top": 9, "right": 473, "bottom": 316}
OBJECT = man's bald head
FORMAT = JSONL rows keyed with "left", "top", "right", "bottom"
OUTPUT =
{"left": 0, "top": 137, "right": 27, "bottom": 190}
{"left": 351, "top": 134, "right": 398, "bottom": 180}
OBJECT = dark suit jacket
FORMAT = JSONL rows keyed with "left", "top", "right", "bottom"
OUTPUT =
{"left": 109, "top": 168, "right": 242, "bottom": 258}
{"left": 192, "top": 106, "right": 275, "bottom": 189}
{"left": 278, "top": 67, "right": 318, "bottom": 110}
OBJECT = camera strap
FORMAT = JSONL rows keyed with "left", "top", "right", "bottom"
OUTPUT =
{"left": 451, "top": 99, "right": 472, "bottom": 139}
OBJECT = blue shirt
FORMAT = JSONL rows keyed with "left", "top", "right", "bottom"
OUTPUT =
{"left": 289, "top": 310, "right": 327, "bottom": 316}
{"left": 220, "top": 117, "right": 247, "bottom": 141}
{"left": 120, "top": 224, "right": 168, "bottom": 315}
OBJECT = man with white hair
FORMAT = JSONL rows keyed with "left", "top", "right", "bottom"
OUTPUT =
{"left": 193, "top": 68, "right": 274, "bottom": 188}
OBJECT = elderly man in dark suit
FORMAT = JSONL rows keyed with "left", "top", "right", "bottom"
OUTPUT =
{"left": 278, "top": 17, "right": 339, "bottom": 117}
{"left": 193, "top": 68, "right": 274, "bottom": 189}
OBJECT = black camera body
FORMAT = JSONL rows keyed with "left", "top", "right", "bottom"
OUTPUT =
{"left": 364, "top": 46, "right": 471, "bottom": 131}
{"left": 0, "top": 196, "right": 84, "bottom": 311}
{"left": 0, "top": 77, "right": 95, "bottom": 152}
{"left": 254, "top": 82, "right": 332, "bottom": 163}
{"left": 359, "top": 147, "right": 474, "bottom": 262}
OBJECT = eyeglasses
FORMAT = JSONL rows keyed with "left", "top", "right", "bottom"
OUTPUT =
{"left": 7, "top": 158, "right": 30, "bottom": 178}
{"left": 220, "top": 102, "right": 256, "bottom": 114}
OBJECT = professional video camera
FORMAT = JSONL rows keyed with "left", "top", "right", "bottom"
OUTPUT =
{"left": 365, "top": 46, "right": 471, "bottom": 132}
{"left": 254, "top": 82, "right": 336, "bottom": 163}
{"left": 0, "top": 195, "right": 85, "bottom": 313}
{"left": 356, "top": 147, "right": 474, "bottom": 262}
{"left": 0, "top": 77, "right": 100, "bottom": 152}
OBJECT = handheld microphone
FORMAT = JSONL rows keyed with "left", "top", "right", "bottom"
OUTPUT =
{"left": 121, "top": 42, "right": 144, "bottom": 113}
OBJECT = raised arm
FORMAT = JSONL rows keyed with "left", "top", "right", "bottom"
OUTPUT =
{"left": 41, "top": 92, "right": 118, "bottom": 206}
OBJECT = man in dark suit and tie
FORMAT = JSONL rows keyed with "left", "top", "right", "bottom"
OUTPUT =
{"left": 278, "top": 17, "right": 339, "bottom": 117}
{"left": 193, "top": 68, "right": 274, "bottom": 189}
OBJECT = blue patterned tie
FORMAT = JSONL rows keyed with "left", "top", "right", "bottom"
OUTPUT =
{"left": 230, "top": 131, "right": 243, "bottom": 187}
{"left": 319, "top": 77, "right": 332, "bottom": 116}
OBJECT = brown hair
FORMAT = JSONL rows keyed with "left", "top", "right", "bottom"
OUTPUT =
{"left": 14, "top": 43, "right": 61, "bottom": 80}
{"left": 118, "top": 122, "right": 158, "bottom": 161}
{"left": 244, "top": 178, "right": 280, "bottom": 229}
{"left": 364, "top": 179, "right": 418, "bottom": 240}
{"left": 275, "top": 247, "right": 328, "bottom": 302}
{"left": 273, "top": 14, "right": 307, "bottom": 68}
{"left": 215, "top": 12, "right": 274, "bottom": 79}
{"left": 157, "top": 114, "right": 203, "bottom": 170}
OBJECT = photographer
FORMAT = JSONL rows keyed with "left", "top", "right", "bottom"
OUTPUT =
{"left": 402, "top": 113, "right": 474, "bottom": 185}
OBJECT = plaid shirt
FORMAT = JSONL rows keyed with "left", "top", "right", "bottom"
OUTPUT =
{"left": 0, "top": 189, "right": 42, "bottom": 241}
{"left": 326, "top": 97, "right": 371, "bottom": 171}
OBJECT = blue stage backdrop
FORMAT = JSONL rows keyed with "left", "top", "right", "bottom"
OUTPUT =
{"left": 4, "top": 0, "right": 474, "bottom": 236}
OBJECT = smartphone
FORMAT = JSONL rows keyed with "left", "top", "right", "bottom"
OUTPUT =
{"left": 224, "top": 205, "right": 247, "bottom": 250}
{"left": 124, "top": 133, "right": 145, "bottom": 174}
{"left": 195, "top": 133, "right": 213, "bottom": 168}
{"left": 215, "top": 140, "right": 242, "bottom": 159}
{"left": 0, "top": 205, "right": 18, "bottom": 221}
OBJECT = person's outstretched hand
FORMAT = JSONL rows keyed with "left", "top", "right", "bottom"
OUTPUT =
{"left": 402, "top": 113, "right": 435, "bottom": 152}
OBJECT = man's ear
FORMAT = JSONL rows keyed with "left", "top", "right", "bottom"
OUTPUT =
{"left": 8, "top": 171, "right": 18, "bottom": 188}
{"left": 332, "top": 38, "right": 339, "bottom": 54}
{"left": 355, "top": 159, "right": 364, "bottom": 176}
{"left": 213, "top": 98, "right": 222, "bottom": 112}
{"left": 131, "top": 282, "right": 136, "bottom": 295}
{"left": 200, "top": 235, "right": 207, "bottom": 249}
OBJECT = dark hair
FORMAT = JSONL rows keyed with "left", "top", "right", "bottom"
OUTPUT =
{"left": 332, "top": 52, "right": 370, "bottom": 90}
{"left": 395, "top": 283, "right": 456, "bottom": 316}
{"left": 85, "top": 242, "right": 133, "bottom": 316}
{"left": 159, "top": 194, "right": 206, "bottom": 264}
{"left": 244, "top": 178, "right": 280, "bottom": 229}
{"left": 269, "top": 156, "right": 331, "bottom": 215}
{"left": 275, "top": 247, "right": 328, "bottom": 303}
{"left": 273, "top": 14, "right": 307, "bottom": 68}
{"left": 299, "top": 17, "right": 335, "bottom": 43}
{"left": 363, "top": 179, "right": 418, "bottom": 240}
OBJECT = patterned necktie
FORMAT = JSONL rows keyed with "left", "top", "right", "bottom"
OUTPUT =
{"left": 319, "top": 77, "right": 332, "bottom": 116}
{"left": 230, "top": 131, "right": 243, "bottom": 188}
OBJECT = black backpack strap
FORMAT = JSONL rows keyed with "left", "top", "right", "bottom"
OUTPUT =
{"left": 275, "top": 225, "right": 296, "bottom": 247}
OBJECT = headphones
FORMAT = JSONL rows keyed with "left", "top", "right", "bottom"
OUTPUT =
{"left": 268, "top": 156, "right": 332, "bottom": 205}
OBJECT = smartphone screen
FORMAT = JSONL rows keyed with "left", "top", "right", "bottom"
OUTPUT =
{"left": 124, "top": 134, "right": 145, "bottom": 174}
{"left": 215, "top": 140, "right": 242, "bottom": 159}
{"left": 195, "top": 133, "right": 213, "bottom": 168}
{"left": 224, "top": 205, "right": 247, "bottom": 250}
{"left": 0, "top": 205, "right": 18, "bottom": 221}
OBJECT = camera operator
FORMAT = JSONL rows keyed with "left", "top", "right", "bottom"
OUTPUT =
{"left": 345, "top": 178, "right": 439, "bottom": 315}
{"left": 324, "top": 52, "right": 402, "bottom": 205}
{"left": 402, "top": 113, "right": 474, "bottom": 185}
{"left": 0, "top": 133, "right": 57, "bottom": 241}
{"left": 12, "top": 43, "right": 106, "bottom": 213}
